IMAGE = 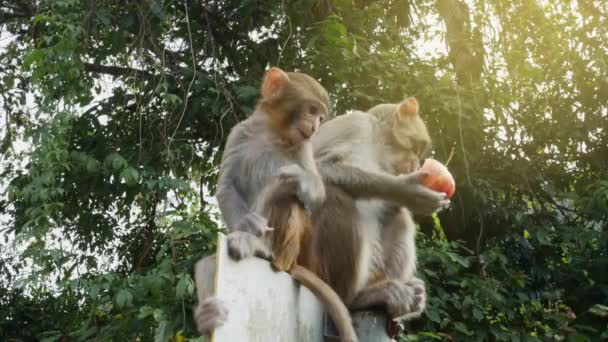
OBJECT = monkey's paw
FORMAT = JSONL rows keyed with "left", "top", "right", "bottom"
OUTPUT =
{"left": 277, "top": 164, "right": 305, "bottom": 182}
{"left": 235, "top": 212, "right": 273, "bottom": 237}
{"left": 227, "top": 231, "right": 272, "bottom": 261}
{"left": 277, "top": 164, "right": 325, "bottom": 212}
{"left": 194, "top": 297, "right": 229, "bottom": 334}
{"left": 386, "top": 278, "right": 427, "bottom": 321}
{"left": 395, "top": 172, "right": 450, "bottom": 215}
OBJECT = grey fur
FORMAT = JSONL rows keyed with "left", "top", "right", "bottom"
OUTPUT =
{"left": 310, "top": 109, "right": 446, "bottom": 320}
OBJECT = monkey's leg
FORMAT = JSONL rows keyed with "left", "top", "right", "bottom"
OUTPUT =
{"left": 363, "top": 208, "right": 426, "bottom": 320}
{"left": 193, "top": 255, "right": 229, "bottom": 335}
{"left": 383, "top": 209, "right": 427, "bottom": 319}
{"left": 382, "top": 208, "right": 417, "bottom": 281}
{"left": 348, "top": 279, "right": 423, "bottom": 319}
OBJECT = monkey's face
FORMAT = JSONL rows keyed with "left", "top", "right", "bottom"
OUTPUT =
{"left": 390, "top": 126, "right": 431, "bottom": 173}
{"left": 260, "top": 68, "right": 329, "bottom": 146}
{"left": 389, "top": 98, "right": 431, "bottom": 174}
{"left": 282, "top": 100, "right": 326, "bottom": 145}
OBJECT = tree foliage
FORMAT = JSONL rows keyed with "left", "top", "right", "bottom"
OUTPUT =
{"left": 0, "top": 0, "right": 606, "bottom": 341}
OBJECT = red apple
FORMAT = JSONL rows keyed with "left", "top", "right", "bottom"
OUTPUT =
{"left": 418, "top": 158, "right": 456, "bottom": 199}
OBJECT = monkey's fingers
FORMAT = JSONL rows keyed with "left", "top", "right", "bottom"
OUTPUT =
{"left": 253, "top": 243, "right": 273, "bottom": 260}
{"left": 386, "top": 320, "right": 405, "bottom": 340}
{"left": 227, "top": 231, "right": 257, "bottom": 260}
{"left": 417, "top": 186, "right": 448, "bottom": 201}
{"left": 409, "top": 170, "right": 430, "bottom": 183}
{"left": 408, "top": 280, "right": 426, "bottom": 295}
{"left": 240, "top": 212, "right": 270, "bottom": 237}
{"left": 276, "top": 164, "right": 304, "bottom": 185}
{"left": 409, "top": 188, "right": 449, "bottom": 214}
{"left": 428, "top": 197, "right": 450, "bottom": 214}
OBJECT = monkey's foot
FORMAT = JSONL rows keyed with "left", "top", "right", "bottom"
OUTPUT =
{"left": 194, "top": 297, "right": 229, "bottom": 334}
{"left": 389, "top": 277, "right": 426, "bottom": 321}
{"left": 227, "top": 231, "right": 272, "bottom": 261}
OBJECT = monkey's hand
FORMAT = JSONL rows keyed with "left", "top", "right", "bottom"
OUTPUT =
{"left": 234, "top": 212, "right": 273, "bottom": 237}
{"left": 194, "top": 296, "right": 229, "bottom": 334}
{"left": 394, "top": 171, "right": 450, "bottom": 215}
{"left": 277, "top": 164, "right": 326, "bottom": 214}
{"left": 390, "top": 277, "right": 427, "bottom": 321}
{"left": 227, "top": 231, "right": 273, "bottom": 261}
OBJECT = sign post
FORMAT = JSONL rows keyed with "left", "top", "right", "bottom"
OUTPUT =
{"left": 210, "top": 234, "right": 392, "bottom": 342}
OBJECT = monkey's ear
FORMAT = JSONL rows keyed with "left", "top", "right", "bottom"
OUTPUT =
{"left": 397, "top": 97, "right": 419, "bottom": 118}
{"left": 262, "top": 67, "right": 289, "bottom": 100}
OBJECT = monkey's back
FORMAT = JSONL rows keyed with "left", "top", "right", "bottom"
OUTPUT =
{"left": 311, "top": 183, "right": 364, "bottom": 303}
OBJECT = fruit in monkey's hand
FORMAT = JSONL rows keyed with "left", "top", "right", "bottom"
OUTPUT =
{"left": 419, "top": 158, "right": 455, "bottom": 199}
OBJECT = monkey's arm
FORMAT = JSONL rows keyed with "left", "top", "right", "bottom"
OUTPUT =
{"left": 274, "top": 145, "right": 326, "bottom": 213}
{"left": 216, "top": 171, "right": 277, "bottom": 239}
{"left": 314, "top": 114, "right": 407, "bottom": 201}
{"left": 215, "top": 125, "right": 274, "bottom": 236}
{"left": 216, "top": 181, "right": 249, "bottom": 230}
{"left": 217, "top": 160, "right": 275, "bottom": 260}
{"left": 318, "top": 158, "right": 398, "bottom": 199}
{"left": 318, "top": 158, "right": 447, "bottom": 215}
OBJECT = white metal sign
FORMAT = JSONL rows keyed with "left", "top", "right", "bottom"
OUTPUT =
{"left": 212, "top": 234, "right": 324, "bottom": 342}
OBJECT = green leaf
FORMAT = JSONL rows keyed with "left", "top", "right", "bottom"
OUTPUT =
{"left": 138, "top": 305, "right": 156, "bottom": 319}
{"left": 175, "top": 274, "right": 194, "bottom": 299}
{"left": 104, "top": 153, "right": 127, "bottom": 171}
{"left": 454, "top": 322, "right": 473, "bottom": 336}
{"left": 472, "top": 307, "right": 483, "bottom": 321}
{"left": 425, "top": 308, "right": 441, "bottom": 323}
{"left": 116, "top": 288, "right": 133, "bottom": 308}
{"left": 417, "top": 331, "right": 443, "bottom": 340}
{"left": 153, "top": 308, "right": 165, "bottom": 322}
{"left": 589, "top": 304, "right": 608, "bottom": 318}
{"left": 90, "top": 284, "right": 101, "bottom": 298}
{"left": 120, "top": 167, "right": 139, "bottom": 184}
{"left": 86, "top": 158, "right": 100, "bottom": 172}
{"left": 236, "top": 85, "right": 259, "bottom": 102}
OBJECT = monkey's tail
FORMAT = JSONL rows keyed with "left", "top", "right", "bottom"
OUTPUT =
{"left": 290, "top": 265, "right": 358, "bottom": 342}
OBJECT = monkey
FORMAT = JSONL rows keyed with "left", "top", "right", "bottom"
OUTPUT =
{"left": 309, "top": 97, "right": 447, "bottom": 325}
{"left": 193, "top": 67, "right": 358, "bottom": 342}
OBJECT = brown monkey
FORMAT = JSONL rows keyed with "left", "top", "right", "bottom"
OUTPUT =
{"left": 311, "top": 98, "right": 446, "bottom": 323}
{"left": 194, "top": 67, "right": 358, "bottom": 342}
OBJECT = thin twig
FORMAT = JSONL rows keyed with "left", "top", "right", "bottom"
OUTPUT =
{"left": 277, "top": 0, "right": 293, "bottom": 67}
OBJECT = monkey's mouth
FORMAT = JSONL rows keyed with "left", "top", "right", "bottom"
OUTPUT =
{"left": 297, "top": 128, "right": 312, "bottom": 139}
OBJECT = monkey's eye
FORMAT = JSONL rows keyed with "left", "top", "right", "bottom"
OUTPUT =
{"left": 309, "top": 105, "right": 319, "bottom": 115}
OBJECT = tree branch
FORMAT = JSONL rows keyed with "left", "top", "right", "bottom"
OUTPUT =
{"left": 437, "top": 0, "right": 484, "bottom": 86}
{"left": 82, "top": 62, "right": 156, "bottom": 80}
{"left": 0, "top": 1, "right": 36, "bottom": 22}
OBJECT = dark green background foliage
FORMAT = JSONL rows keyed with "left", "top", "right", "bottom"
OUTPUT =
{"left": 0, "top": 0, "right": 606, "bottom": 341}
